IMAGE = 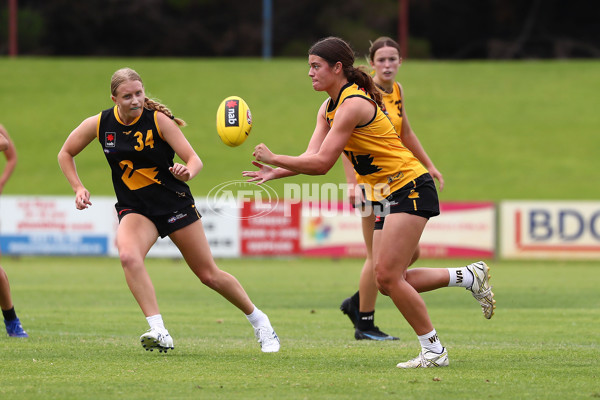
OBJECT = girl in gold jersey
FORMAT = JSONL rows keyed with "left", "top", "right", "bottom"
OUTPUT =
{"left": 340, "top": 37, "right": 445, "bottom": 341}
{"left": 244, "top": 37, "right": 495, "bottom": 368}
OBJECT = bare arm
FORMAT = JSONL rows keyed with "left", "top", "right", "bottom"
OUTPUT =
{"left": 252, "top": 97, "right": 373, "bottom": 176}
{"left": 243, "top": 100, "right": 332, "bottom": 184}
{"left": 57, "top": 115, "right": 99, "bottom": 209}
{"left": 397, "top": 83, "right": 444, "bottom": 190}
{"left": 156, "top": 112, "right": 202, "bottom": 182}
{"left": 0, "top": 125, "right": 17, "bottom": 194}
{"left": 0, "top": 129, "right": 8, "bottom": 151}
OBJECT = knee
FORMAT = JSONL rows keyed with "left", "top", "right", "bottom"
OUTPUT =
{"left": 374, "top": 266, "right": 396, "bottom": 296}
{"left": 118, "top": 249, "right": 143, "bottom": 270}
{"left": 195, "top": 268, "right": 220, "bottom": 289}
{"left": 198, "top": 273, "right": 216, "bottom": 288}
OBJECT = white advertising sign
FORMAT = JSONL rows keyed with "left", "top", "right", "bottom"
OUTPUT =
{"left": 500, "top": 201, "right": 600, "bottom": 259}
{"left": 420, "top": 202, "right": 496, "bottom": 258}
{"left": 300, "top": 201, "right": 496, "bottom": 259}
{"left": 146, "top": 199, "right": 240, "bottom": 258}
{"left": 0, "top": 195, "right": 117, "bottom": 255}
{"left": 301, "top": 202, "right": 367, "bottom": 258}
{"left": 0, "top": 196, "right": 240, "bottom": 258}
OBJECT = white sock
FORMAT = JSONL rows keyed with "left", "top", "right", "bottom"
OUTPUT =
{"left": 246, "top": 306, "right": 270, "bottom": 329}
{"left": 418, "top": 329, "right": 444, "bottom": 354}
{"left": 447, "top": 267, "right": 474, "bottom": 288}
{"left": 146, "top": 314, "right": 166, "bottom": 331}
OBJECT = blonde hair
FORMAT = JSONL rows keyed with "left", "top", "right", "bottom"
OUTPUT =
{"left": 110, "top": 68, "right": 186, "bottom": 127}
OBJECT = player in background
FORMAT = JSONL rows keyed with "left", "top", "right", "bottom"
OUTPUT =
{"left": 339, "top": 37, "right": 444, "bottom": 341}
{"left": 244, "top": 37, "right": 495, "bottom": 368}
{"left": 0, "top": 125, "right": 28, "bottom": 338}
{"left": 58, "top": 68, "right": 279, "bottom": 353}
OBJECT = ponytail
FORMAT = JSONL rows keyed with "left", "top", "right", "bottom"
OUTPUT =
{"left": 144, "top": 97, "right": 187, "bottom": 127}
{"left": 347, "top": 66, "right": 383, "bottom": 109}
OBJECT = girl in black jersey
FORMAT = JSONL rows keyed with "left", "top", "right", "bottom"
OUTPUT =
{"left": 58, "top": 68, "right": 279, "bottom": 353}
{"left": 0, "top": 125, "right": 28, "bottom": 338}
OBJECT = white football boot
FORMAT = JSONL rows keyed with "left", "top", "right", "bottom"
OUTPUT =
{"left": 254, "top": 325, "right": 280, "bottom": 353}
{"left": 466, "top": 261, "right": 496, "bottom": 319}
{"left": 140, "top": 327, "right": 174, "bottom": 353}
{"left": 396, "top": 348, "right": 449, "bottom": 368}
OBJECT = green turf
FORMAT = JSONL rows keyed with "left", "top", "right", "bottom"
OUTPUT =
{"left": 1, "top": 58, "right": 599, "bottom": 399}
{"left": 1, "top": 58, "right": 599, "bottom": 200}
{"left": 0, "top": 257, "right": 598, "bottom": 399}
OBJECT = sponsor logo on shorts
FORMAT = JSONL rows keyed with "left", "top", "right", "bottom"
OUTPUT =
{"left": 408, "top": 190, "right": 420, "bottom": 199}
{"left": 168, "top": 213, "right": 187, "bottom": 223}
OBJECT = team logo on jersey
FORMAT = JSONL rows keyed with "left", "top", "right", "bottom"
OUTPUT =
{"left": 105, "top": 132, "right": 116, "bottom": 147}
{"left": 345, "top": 151, "right": 382, "bottom": 176}
{"left": 119, "top": 160, "right": 161, "bottom": 190}
{"left": 387, "top": 171, "right": 404, "bottom": 184}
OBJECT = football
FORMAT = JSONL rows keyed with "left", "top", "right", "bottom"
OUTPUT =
{"left": 216, "top": 96, "right": 253, "bottom": 147}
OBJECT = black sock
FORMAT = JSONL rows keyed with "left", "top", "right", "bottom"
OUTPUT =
{"left": 357, "top": 311, "right": 375, "bottom": 331}
{"left": 2, "top": 307, "right": 17, "bottom": 321}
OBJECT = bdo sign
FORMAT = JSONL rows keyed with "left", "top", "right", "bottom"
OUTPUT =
{"left": 500, "top": 201, "right": 600, "bottom": 259}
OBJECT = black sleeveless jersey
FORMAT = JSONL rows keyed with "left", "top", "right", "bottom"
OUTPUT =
{"left": 96, "top": 106, "right": 194, "bottom": 216}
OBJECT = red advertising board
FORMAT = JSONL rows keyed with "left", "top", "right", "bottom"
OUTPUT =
{"left": 240, "top": 201, "right": 301, "bottom": 256}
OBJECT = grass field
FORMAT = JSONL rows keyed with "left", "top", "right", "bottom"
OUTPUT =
{"left": 0, "top": 257, "right": 598, "bottom": 399}
{"left": 0, "top": 58, "right": 599, "bottom": 200}
{"left": 1, "top": 58, "right": 599, "bottom": 398}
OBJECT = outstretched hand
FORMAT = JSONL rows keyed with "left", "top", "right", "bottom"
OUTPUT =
{"left": 253, "top": 143, "right": 274, "bottom": 164}
{"left": 242, "top": 160, "right": 275, "bottom": 185}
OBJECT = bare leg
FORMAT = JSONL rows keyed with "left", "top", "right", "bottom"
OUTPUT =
{"left": 359, "top": 214, "right": 421, "bottom": 309}
{"left": 406, "top": 268, "right": 451, "bottom": 293}
{"left": 170, "top": 220, "right": 254, "bottom": 315}
{"left": 358, "top": 213, "right": 377, "bottom": 312}
{"left": 373, "top": 213, "right": 433, "bottom": 336}
{"left": 0, "top": 265, "right": 13, "bottom": 311}
{"left": 116, "top": 214, "right": 161, "bottom": 317}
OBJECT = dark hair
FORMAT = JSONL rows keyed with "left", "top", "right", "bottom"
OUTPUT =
{"left": 368, "top": 36, "right": 402, "bottom": 63}
{"left": 110, "top": 68, "right": 186, "bottom": 127}
{"left": 309, "top": 37, "right": 383, "bottom": 108}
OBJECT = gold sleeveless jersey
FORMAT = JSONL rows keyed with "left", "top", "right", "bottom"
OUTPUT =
{"left": 326, "top": 83, "right": 427, "bottom": 201}
{"left": 380, "top": 82, "right": 403, "bottom": 133}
